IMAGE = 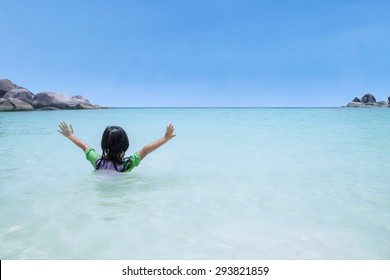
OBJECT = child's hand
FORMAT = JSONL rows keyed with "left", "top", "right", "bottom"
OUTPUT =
{"left": 58, "top": 122, "right": 74, "bottom": 137}
{"left": 139, "top": 123, "right": 176, "bottom": 160}
{"left": 164, "top": 124, "right": 176, "bottom": 140}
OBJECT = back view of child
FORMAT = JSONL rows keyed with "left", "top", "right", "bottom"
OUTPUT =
{"left": 58, "top": 122, "right": 175, "bottom": 172}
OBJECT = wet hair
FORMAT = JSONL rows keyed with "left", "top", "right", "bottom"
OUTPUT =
{"left": 96, "top": 126, "right": 129, "bottom": 171}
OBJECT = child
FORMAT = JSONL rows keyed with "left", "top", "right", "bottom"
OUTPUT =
{"left": 58, "top": 122, "right": 175, "bottom": 172}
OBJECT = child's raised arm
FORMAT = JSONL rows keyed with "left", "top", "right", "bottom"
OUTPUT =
{"left": 58, "top": 122, "right": 89, "bottom": 152}
{"left": 139, "top": 124, "right": 175, "bottom": 160}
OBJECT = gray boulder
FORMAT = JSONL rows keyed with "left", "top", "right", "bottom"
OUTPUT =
{"left": 0, "top": 97, "right": 34, "bottom": 111}
{"left": 8, "top": 98, "right": 34, "bottom": 111}
{"left": 388, "top": 96, "right": 390, "bottom": 104}
{"left": 0, "top": 79, "right": 22, "bottom": 98}
{"left": 32, "top": 92, "right": 76, "bottom": 109}
{"left": 71, "top": 95, "right": 95, "bottom": 108}
{"left": 32, "top": 92, "right": 96, "bottom": 109}
{"left": 361, "top": 93, "right": 376, "bottom": 103}
{"left": 353, "top": 97, "right": 361, "bottom": 102}
{"left": 0, "top": 99, "right": 14, "bottom": 111}
{"left": 3, "top": 88, "right": 34, "bottom": 104}
{"left": 72, "top": 95, "right": 90, "bottom": 102}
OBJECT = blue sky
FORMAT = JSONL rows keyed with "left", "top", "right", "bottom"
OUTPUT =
{"left": 1, "top": 0, "right": 390, "bottom": 107}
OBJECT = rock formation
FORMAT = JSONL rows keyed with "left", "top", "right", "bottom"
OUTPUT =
{"left": 0, "top": 79, "right": 103, "bottom": 112}
{"left": 353, "top": 97, "right": 361, "bottom": 102}
{"left": 3, "top": 88, "right": 34, "bottom": 104}
{"left": 0, "top": 79, "right": 22, "bottom": 97}
{"left": 345, "top": 93, "right": 390, "bottom": 108}
{"left": 32, "top": 92, "right": 96, "bottom": 110}
{"left": 361, "top": 93, "right": 376, "bottom": 103}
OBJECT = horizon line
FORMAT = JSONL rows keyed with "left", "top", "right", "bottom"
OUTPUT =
{"left": 106, "top": 106, "right": 343, "bottom": 109}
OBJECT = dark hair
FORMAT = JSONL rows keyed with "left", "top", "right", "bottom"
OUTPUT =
{"left": 96, "top": 126, "right": 129, "bottom": 171}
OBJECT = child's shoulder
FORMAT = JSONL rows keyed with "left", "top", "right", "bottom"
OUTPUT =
{"left": 122, "top": 152, "right": 141, "bottom": 171}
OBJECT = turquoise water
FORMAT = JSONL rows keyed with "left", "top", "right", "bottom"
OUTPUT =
{"left": 0, "top": 108, "right": 389, "bottom": 259}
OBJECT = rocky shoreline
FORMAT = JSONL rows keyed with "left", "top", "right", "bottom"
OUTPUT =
{"left": 344, "top": 93, "right": 390, "bottom": 108}
{"left": 0, "top": 79, "right": 105, "bottom": 112}
{"left": 2, "top": 79, "right": 389, "bottom": 110}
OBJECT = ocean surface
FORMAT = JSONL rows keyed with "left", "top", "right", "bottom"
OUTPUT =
{"left": 0, "top": 108, "right": 389, "bottom": 259}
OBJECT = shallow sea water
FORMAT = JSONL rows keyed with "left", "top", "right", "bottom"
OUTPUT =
{"left": 0, "top": 108, "right": 389, "bottom": 259}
